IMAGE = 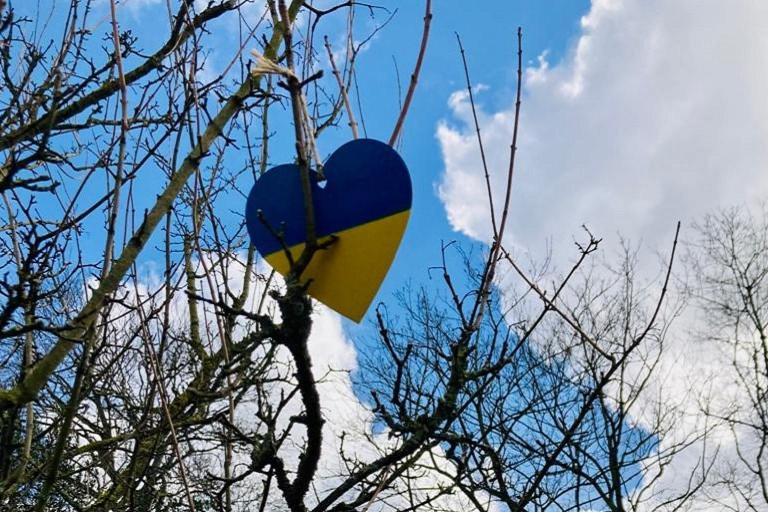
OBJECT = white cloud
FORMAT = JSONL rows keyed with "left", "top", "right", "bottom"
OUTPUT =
{"left": 439, "top": 0, "right": 768, "bottom": 261}
{"left": 438, "top": 0, "right": 768, "bottom": 509}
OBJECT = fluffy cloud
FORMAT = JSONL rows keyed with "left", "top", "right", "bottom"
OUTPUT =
{"left": 439, "top": 0, "right": 768, "bottom": 260}
{"left": 438, "top": 0, "right": 768, "bottom": 509}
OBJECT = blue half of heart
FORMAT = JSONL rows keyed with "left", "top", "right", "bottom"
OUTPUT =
{"left": 245, "top": 138, "right": 412, "bottom": 321}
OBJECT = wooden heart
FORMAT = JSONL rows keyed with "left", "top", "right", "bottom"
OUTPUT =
{"left": 245, "top": 139, "right": 412, "bottom": 322}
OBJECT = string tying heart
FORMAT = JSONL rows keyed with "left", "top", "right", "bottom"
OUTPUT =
{"left": 250, "top": 50, "right": 325, "bottom": 180}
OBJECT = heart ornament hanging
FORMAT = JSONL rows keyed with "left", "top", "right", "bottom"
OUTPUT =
{"left": 245, "top": 139, "right": 412, "bottom": 322}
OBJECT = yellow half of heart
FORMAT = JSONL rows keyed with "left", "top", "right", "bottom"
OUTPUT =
{"left": 263, "top": 210, "right": 410, "bottom": 322}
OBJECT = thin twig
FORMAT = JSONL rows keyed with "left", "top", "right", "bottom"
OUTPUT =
{"left": 132, "top": 275, "right": 197, "bottom": 512}
{"left": 387, "top": 0, "right": 431, "bottom": 146}
{"left": 494, "top": 27, "right": 523, "bottom": 252}
{"left": 455, "top": 33, "right": 496, "bottom": 237}
{"left": 468, "top": 27, "right": 523, "bottom": 329}
{"left": 105, "top": 0, "right": 129, "bottom": 272}
{"left": 324, "top": 35, "right": 358, "bottom": 139}
{"left": 361, "top": 463, "right": 394, "bottom": 512}
{"left": 499, "top": 246, "right": 614, "bottom": 362}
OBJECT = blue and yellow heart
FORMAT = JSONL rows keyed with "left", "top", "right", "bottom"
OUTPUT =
{"left": 245, "top": 139, "right": 412, "bottom": 322}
